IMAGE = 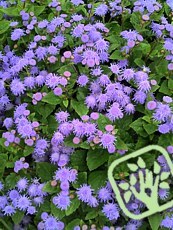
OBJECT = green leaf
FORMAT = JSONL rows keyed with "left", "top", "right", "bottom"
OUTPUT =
{"left": 85, "top": 211, "right": 98, "bottom": 220}
{"left": 0, "top": 7, "right": 20, "bottom": 16}
{"left": 119, "top": 182, "right": 129, "bottom": 190}
{"left": 110, "top": 50, "right": 125, "bottom": 60}
{"left": 65, "top": 198, "right": 80, "bottom": 216}
{"left": 87, "top": 149, "right": 109, "bottom": 171}
{"left": 36, "top": 103, "right": 56, "bottom": 118}
{"left": 0, "top": 20, "right": 10, "bottom": 34}
{"left": 116, "top": 137, "right": 128, "bottom": 150}
{"left": 143, "top": 124, "right": 158, "bottom": 135}
{"left": 154, "top": 162, "right": 161, "bottom": 174}
{"left": 36, "top": 162, "right": 57, "bottom": 182}
{"left": 23, "top": 146, "right": 34, "bottom": 157}
{"left": 127, "top": 163, "right": 138, "bottom": 172}
{"left": 130, "top": 118, "right": 148, "bottom": 137}
{"left": 5, "top": 173, "right": 20, "bottom": 189}
{"left": 134, "top": 58, "right": 145, "bottom": 67}
{"left": 71, "top": 100, "right": 88, "bottom": 116}
{"left": 73, "top": 172, "right": 87, "bottom": 189}
{"left": 12, "top": 211, "right": 24, "bottom": 224}
{"left": 42, "top": 92, "right": 61, "bottom": 105}
{"left": 66, "top": 219, "right": 81, "bottom": 230}
{"left": 139, "top": 43, "right": 151, "bottom": 55}
{"left": 50, "top": 203, "right": 65, "bottom": 220}
{"left": 160, "top": 172, "right": 170, "bottom": 181}
{"left": 168, "top": 79, "right": 173, "bottom": 90}
{"left": 0, "top": 154, "right": 7, "bottom": 178}
{"left": 159, "top": 80, "right": 172, "bottom": 96}
{"left": 47, "top": 115, "right": 57, "bottom": 134}
{"left": 97, "top": 114, "right": 112, "bottom": 131}
{"left": 156, "top": 60, "right": 168, "bottom": 76}
{"left": 137, "top": 157, "right": 146, "bottom": 169}
{"left": 71, "top": 150, "right": 87, "bottom": 171}
{"left": 63, "top": 99, "right": 69, "bottom": 108}
{"left": 148, "top": 213, "right": 163, "bottom": 230}
{"left": 88, "top": 170, "right": 107, "bottom": 191}
{"left": 130, "top": 174, "right": 137, "bottom": 186}
{"left": 42, "top": 181, "right": 59, "bottom": 194}
{"left": 124, "top": 191, "right": 132, "bottom": 203}
{"left": 159, "top": 182, "right": 170, "bottom": 189}
{"left": 32, "top": 6, "right": 45, "bottom": 16}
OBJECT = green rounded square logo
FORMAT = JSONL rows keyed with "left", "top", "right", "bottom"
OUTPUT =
{"left": 108, "top": 145, "right": 173, "bottom": 220}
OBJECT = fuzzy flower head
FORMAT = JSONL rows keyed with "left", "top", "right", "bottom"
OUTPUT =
{"left": 76, "top": 184, "right": 93, "bottom": 203}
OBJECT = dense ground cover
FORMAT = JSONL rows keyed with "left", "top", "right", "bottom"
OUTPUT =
{"left": 0, "top": 0, "right": 173, "bottom": 229}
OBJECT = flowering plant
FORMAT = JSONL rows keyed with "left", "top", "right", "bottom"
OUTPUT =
{"left": 0, "top": 0, "right": 173, "bottom": 229}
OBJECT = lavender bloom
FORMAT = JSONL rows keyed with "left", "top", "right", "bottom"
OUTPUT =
{"left": 11, "top": 29, "right": 25, "bottom": 41}
{"left": 17, "top": 195, "right": 31, "bottom": 211}
{"left": 95, "top": 4, "right": 108, "bottom": 16}
{"left": 76, "top": 184, "right": 93, "bottom": 203}
{"left": 53, "top": 193, "right": 70, "bottom": 210}
{"left": 70, "top": 0, "right": 84, "bottom": 6}
{"left": 98, "top": 187, "right": 112, "bottom": 202}
{"left": 77, "top": 75, "right": 88, "bottom": 87}
{"left": 167, "top": 0, "right": 173, "bottom": 10}
{"left": 102, "top": 203, "right": 119, "bottom": 221}
{"left": 161, "top": 216, "right": 173, "bottom": 229}
{"left": 153, "top": 103, "right": 172, "bottom": 122}
{"left": 3, "top": 205, "right": 16, "bottom": 216}
{"left": 10, "top": 79, "right": 26, "bottom": 96}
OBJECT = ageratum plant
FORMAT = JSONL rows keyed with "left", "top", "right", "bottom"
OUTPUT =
{"left": 0, "top": 0, "right": 173, "bottom": 229}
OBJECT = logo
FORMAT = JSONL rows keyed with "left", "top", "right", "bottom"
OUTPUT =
{"left": 108, "top": 145, "right": 173, "bottom": 220}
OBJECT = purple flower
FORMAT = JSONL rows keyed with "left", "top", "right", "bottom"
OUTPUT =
{"left": 159, "top": 189, "right": 169, "bottom": 200}
{"left": 146, "top": 101, "right": 157, "bottom": 110}
{"left": 100, "top": 133, "right": 115, "bottom": 149}
{"left": 45, "top": 73, "right": 60, "bottom": 89}
{"left": 11, "top": 29, "right": 25, "bottom": 41}
{"left": 70, "top": 0, "right": 84, "bottom": 6}
{"left": 153, "top": 103, "right": 172, "bottom": 122}
{"left": 3, "top": 118, "right": 13, "bottom": 129}
{"left": 161, "top": 216, "right": 173, "bottom": 229}
{"left": 102, "top": 203, "right": 119, "bottom": 221}
{"left": 76, "top": 184, "right": 93, "bottom": 203}
{"left": 44, "top": 216, "right": 59, "bottom": 230}
{"left": 167, "top": 0, "right": 173, "bottom": 10}
{"left": 167, "top": 146, "right": 173, "bottom": 154}
{"left": 133, "top": 90, "right": 147, "bottom": 104}
{"left": 8, "top": 190, "right": 20, "bottom": 200}
{"left": 10, "top": 79, "right": 26, "bottom": 96}
{"left": 72, "top": 24, "right": 84, "bottom": 38}
{"left": 98, "top": 187, "right": 112, "bottom": 202}
{"left": 138, "top": 80, "right": 151, "bottom": 92}
{"left": 27, "top": 206, "right": 36, "bottom": 215}
{"left": 77, "top": 75, "right": 88, "bottom": 87}
{"left": 54, "top": 167, "right": 71, "bottom": 182}
{"left": 125, "top": 103, "right": 135, "bottom": 114}
{"left": 17, "top": 178, "right": 28, "bottom": 191}
{"left": 107, "top": 103, "right": 124, "bottom": 121}
{"left": 158, "top": 124, "right": 170, "bottom": 134}
{"left": 95, "top": 4, "right": 108, "bottom": 16}
{"left": 17, "top": 195, "right": 31, "bottom": 211}
{"left": 53, "top": 193, "right": 70, "bottom": 210}
{"left": 95, "top": 39, "right": 109, "bottom": 52}
{"left": 3, "top": 205, "right": 16, "bottom": 216}
{"left": 24, "top": 76, "right": 35, "bottom": 89}
{"left": 109, "top": 63, "right": 120, "bottom": 74}
{"left": 55, "top": 111, "right": 69, "bottom": 123}
{"left": 35, "top": 47, "right": 47, "bottom": 60}
{"left": 51, "top": 131, "right": 64, "bottom": 145}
